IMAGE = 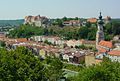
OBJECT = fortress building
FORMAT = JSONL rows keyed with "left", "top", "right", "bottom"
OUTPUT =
{"left": 24, "top": 15, "right": 49, "bottom": 27}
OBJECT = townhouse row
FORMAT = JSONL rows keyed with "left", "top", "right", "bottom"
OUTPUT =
{"left": 5, "top": 38, "right": 96, "bottom": 66}
{"left": 30, "top": 36, "right": 96, "bottom": 48}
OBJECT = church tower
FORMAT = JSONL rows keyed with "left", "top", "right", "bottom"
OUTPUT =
{"left": 96, "top": 12, "right": 104, "bottom": 48}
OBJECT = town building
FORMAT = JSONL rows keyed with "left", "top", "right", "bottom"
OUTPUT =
{"left": 15, "top": 38, "right": 28, "bottom": 43}
{"left": 31, "top": 36, "right": 64, "bottom": 46}
{"left": 113, "top": 35, "right": 120, "bottom": 41}
{"left": 0, "top": 32, "right": 6, "bottom": 41}
{"left": 81, "top": 39, "right": 96, "bottom": 47}
{"left": 104, "top": 16, "right": 111, "bottom": 24}
{"left": 85, "top": 52, "right": 96, "bottom": 66}
{"left": 63, "top": 20, "right": 81, "bottom": 26}
{"left": 87, "top": 18, "right": 97, "bottom": 23}
{"left": 95, "top": 13, "right": 120, "bottom": 63}
{"left": 65, "top": 40, "right": 82, "bottom": 48}
{"left": 96, "top": 40, "right": 113, "bottom": 59}
{"left": 31, "top": 36, "right": 96, "bottom": 49}
{"left": 107, "top": 50, "right": 120, "bottom": 62}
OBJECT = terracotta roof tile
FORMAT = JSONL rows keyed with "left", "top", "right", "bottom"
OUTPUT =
{"left": 16, "top": 38, "right": 28, "bottom": 42}
{"left": 87, "top": 18, "right": 97, "bottom": 23}
{"left": 108, "top": 50, "right": 120, "bottom": 56}
{"left": 98, "top": 47, "right": 107, "bottom": 53}
{"left": 99, "top": 40, "right": 113, "bottom": 48}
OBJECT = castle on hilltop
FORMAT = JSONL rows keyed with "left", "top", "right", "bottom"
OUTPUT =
{"left": 24, "top": 15, "right": 49, "bottom": 27}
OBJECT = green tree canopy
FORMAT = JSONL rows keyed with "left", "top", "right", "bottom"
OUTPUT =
{"left": 0, "top": 47, "right": 64, "bottom": 81}
{"left": 112, "top": 22, "right": 120, "bottom": 35}
{"left": 0, "top": 47, "right": 44, "bottom": 81}
{"left": 72, "top": 59, "right": 120, "bottom": 81}
{"left": 8, "top": 20, "right": 120, "bottom": 41}
{"left": 8, "top": 25, "right": 44, "bottom": 38}
{"left": 78, "top": 27, "right": 90, "bottom": 39}
{"left": 0, "top": 41, "right": 6, "bottom": 47}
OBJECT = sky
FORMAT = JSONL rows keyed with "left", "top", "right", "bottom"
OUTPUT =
{"left": 0, "top": 0, "right": 119, "bottom": 20}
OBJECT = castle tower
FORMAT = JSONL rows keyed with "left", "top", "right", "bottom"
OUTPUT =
{"left": 96, "top": 12, "right": 104, "bottom": 48}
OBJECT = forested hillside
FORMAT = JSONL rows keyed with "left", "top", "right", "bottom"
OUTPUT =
{"left": 0, "top": 19, "right": 24, "bottom": 27}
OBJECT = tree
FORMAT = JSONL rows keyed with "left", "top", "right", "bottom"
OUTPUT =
{"left": 105, "top": 33, "right": 113, "bottom": 41}
{"left": 44, "top": 40, "right": 52, "bottom": 45}
{"left": 86, "top": 22, "right": 91, "bottom": 27}
{"left": 0, "top": 47, "right": 44, "bottom": 81}
{"left": 62, "top": 16, "right": 68, "bottom": 21}
{"left": 56, "top": 18, "right": 64, "bottom": 27}
{"left": 87, "top": 27, "right": 97, "bottom": 40}
{"left": 105, "top": 23, "right": 112, "bottom": 34}
{"left": 78, "top": 27, "right": 89, "bottom": 39}
{"left": 0, "top": 41, "right": 6, "bottom": 47}
{"left": 79, "top": 45, "right": 86, "bottom": 50}
{"left": 8, "top": 25, "right": 44, "bottom": 38}
{"left": 112, "top": 22, "right": 120, "bottom": 35}
{"left": 75, "top": 17, "right": 79, "bottom": 20}
{"left": 44, "top": 56, "right": 64, "bottom": 81}
{"left": 71, "top": 59, "right": 120, "bottom": 81}
{"left": 49, "top": 28, "right": 54, "bottom": 35}
{"left": 43, "top": 28, "right": 49, "bottom": 36}
{"left": 0, "top": 47, "right": 65, "bottom": 81}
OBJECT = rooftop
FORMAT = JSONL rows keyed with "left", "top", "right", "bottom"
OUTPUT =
{"left": 87, "top": 18, "right": 97, "bottom": 23}
{"left": 99, "top": 40, "right": 113, "bottom": 48}
{"left": 108, "top": 50, "right": 120, "bottom": 56}
{"left": 16, "top": 38, "right": 28, "bottom": 42}
{"left": 98, "top": 47, "right": 107, "bottom": 53}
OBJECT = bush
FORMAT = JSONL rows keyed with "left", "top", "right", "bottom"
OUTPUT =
{"left": 0, "top": 41, "right": 6, "bottom": 47}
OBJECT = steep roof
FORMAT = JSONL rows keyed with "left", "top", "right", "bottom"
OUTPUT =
{"left": 99, "top": 40, "right": 113, "bottom": 48}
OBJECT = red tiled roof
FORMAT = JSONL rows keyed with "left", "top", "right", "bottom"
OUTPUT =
{"left": 99, "top": 40, "right": 113, "bottom": 48}
{"left": 108, "top": 50, "right": 120, "bottom": 56}
{"left": 87, "top": 18, "right": 97, "bottom": 23}
{"left": 98, "top": 47, "right": 107, "bottom": 53}
{"left": 16, "top": 38, "right": 28, "bottom": 42}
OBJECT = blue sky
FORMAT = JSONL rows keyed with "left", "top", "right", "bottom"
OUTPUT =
{"left": 0, "top": 0, "right": 119, "bottom": 19}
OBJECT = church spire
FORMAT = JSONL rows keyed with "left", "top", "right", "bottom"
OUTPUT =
{"left": 96, "top": 12, "right": 104, "bottom": 49}
{"left": 98, "top": 12, "right": 104, "bottom": 25}
{"left": 99, "top": 12, "right": 102, "bottom": 20}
